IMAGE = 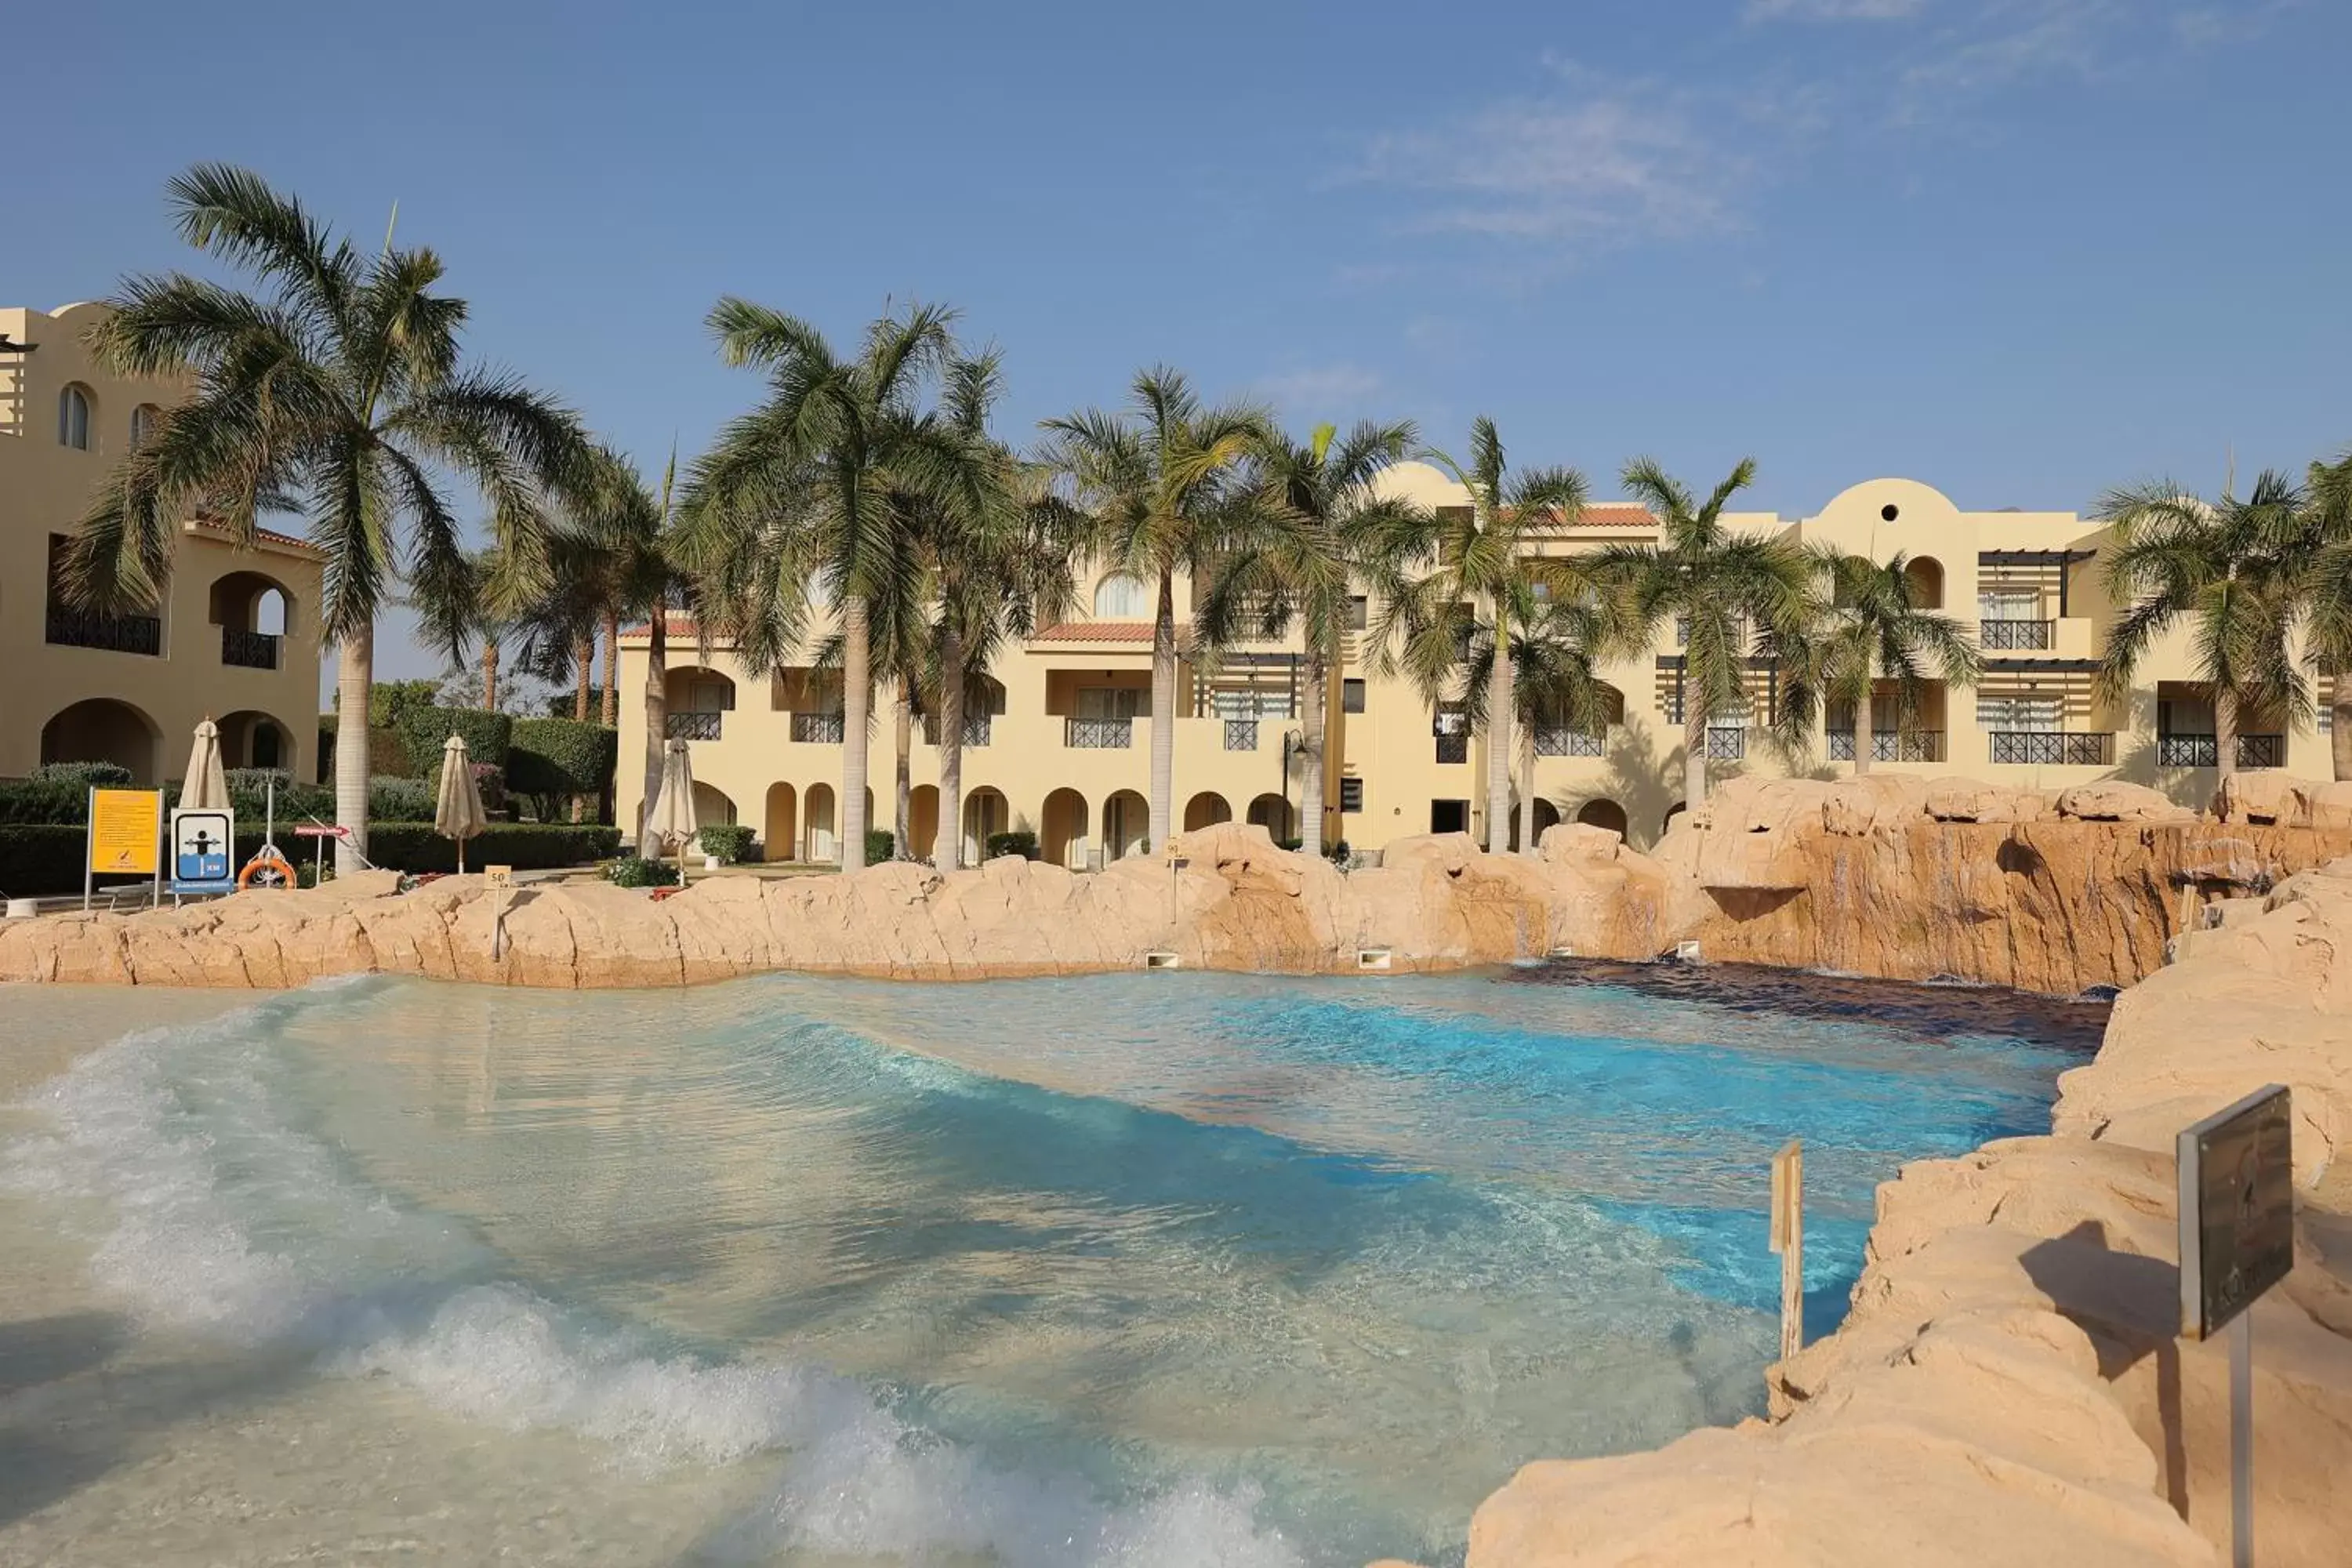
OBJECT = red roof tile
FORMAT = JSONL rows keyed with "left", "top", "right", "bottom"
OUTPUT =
{"left": 1575, "top": 504, "right": 1658, "bottom": 528}
{"left": 1029, "top": 622, "right": 1159, "bottom": 643}
{"left": 186, "top": 517, "right": 324, "bottom": 556}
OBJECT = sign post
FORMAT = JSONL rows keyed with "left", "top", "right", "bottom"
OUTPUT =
{"left": 294, "top": 822, "right": 350, "bottom": 887}
{"left": 1769, "top": 1140, "right": 1806, "bottom": 1362}
{"left": 2178, "top": 1084, "right": 2294, "bottom": 1568}
{"left": 484, "top": 864, "right": 514, "bottom": 960}
{"left": 85, "top": 788, "right": 164, "bottom": 912}
{"left": 169, "top": 808, "right": 237, "bottom": 898}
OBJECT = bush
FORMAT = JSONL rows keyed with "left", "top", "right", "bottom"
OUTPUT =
{"left": 984, "top": 829, "right": 1039, "bottom": 861}
{"left": 0, "top": 824, "right": 87, "bottom": 895}
{"left": 394, "top": 705, "right": 514, "bottom": 777}
{"left": 866, "top": 828, "right": 898, "bottom": 865}
{"left": 508, "top": 717, "right": 618, "bottom": 815}
{"left": 361, "top": 822, "right": 619, "bottom": 873}
{"left": 0, "top": 778, "right": 97, "bottom": 826}
{"left": 427, "top": 761, "right": 507, "bottom": 816}
{"left": 31, "top": 761, "right": 135, "bottom": 788}
{"left": 698, "top": 824, "right": 755, "bottom": 863}
{"left": 368, "top": 775, "right": 436, "bottom": 822}
{"left": 603, "top": 854, "right": 679, "bottom": 888}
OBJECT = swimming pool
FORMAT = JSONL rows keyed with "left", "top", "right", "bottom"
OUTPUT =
{"left": 0, "top": 965, "right": 2099, "bottom": 1566}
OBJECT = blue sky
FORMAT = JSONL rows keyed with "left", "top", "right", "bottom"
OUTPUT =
{"left": 13, "top": 0, "right": 2348, "bottom": 688}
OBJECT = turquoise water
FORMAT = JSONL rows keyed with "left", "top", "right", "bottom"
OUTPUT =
{"left": 3, "top": 965, "right": 2096, "bottom": 1566}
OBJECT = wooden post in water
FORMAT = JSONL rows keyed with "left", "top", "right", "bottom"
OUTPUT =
{"left": 1770, "top": 1140, "right": 1805, "bottom": 1362}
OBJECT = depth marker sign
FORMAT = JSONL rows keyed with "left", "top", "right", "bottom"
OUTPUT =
{"left": 171, "top": 808, "right": 237, "bottom": 895}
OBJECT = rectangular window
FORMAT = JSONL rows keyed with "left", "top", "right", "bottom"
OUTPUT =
{"left": 1978, "top": 695, "right": 2060, "bottom": 731}
{"left": 1339, "top": 777, "right": 1363, "bottom": 813}
{"left": 1341, "top": 678, "right": 1367, "bottom": 713}
{"left": 1978, "top": 589, "right": 2039, "bottom": 621}
{"left": 1346, "top": 595, "right": 1368, "bottom": 631}
{"left": 1076, "top": 686, "right": 1146, "bottom": 719}
{"left": 1210, "top": 688, "right": 1291, "bottom": 720}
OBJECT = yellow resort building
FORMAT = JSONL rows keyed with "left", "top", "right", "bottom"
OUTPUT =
{"left": 617, "top": 462, "right": 2329, "bottom": 865}
{"left": 0, "top": 303, "right": 324, "bottom": 786}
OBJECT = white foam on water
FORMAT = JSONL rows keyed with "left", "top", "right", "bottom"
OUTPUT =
{"left": 2, "top": 991, "right": 1308, "bottom": 1568}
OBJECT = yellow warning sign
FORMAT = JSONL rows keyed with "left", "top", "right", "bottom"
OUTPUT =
{"left": 89, "top": 789, "right": 161, "bottom": 876}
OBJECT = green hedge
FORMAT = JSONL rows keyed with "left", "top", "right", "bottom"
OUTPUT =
{"left": 397, "top": 706, "right": 514, "bottom": 777}
{"left": 369, "top": 775, "right": 436, "bottom": 821}
{"left": 698, "top": 824, "right": 755, "bottom": 863}
{"left": 362, "top": 822, "right": 618, "bottom": 873}
{"left": 508, "top": 718, "right": 617, "bottom": 804}
{"left": 0, "top": 826, "right": 274, "bottom": 898}
{"left": 0, "top": 779, "right": 98, "bottom": 826}
{"left": 985, "top": 829, "right": 1040, "bottom": 861}
{"left": 31, "top": 761, "right": 135, "bottom": 788}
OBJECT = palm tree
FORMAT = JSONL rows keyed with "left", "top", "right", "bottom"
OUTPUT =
{"left": 1809, "top": 548, "right": 1981, "bottom": 775}
{"left": 1457, "top": 589, "right": 1624, "bottom": 855}
{"left": 1590, "top": 459, "right": 1817, "bottom": 812}
{"left": 1044, "top": 370, "right": 1271, "bottom": 850}
{"left": 1195, "top": 419, "right": 1420, "bottom": 852}
{"left": 65, "top": 164, "right": 586, "bottom": 872}
{"left": 2288, "top": 452, "right": 2352, "bottom": 779}
{"left": 2097, "top": 473, "right": 2307, "bottom": 792}
{"left": 1370, "top": 417, "right": 1588, "bottom": 853}
{"left": 682, "top": 300, "right": 953, "bottom": 869}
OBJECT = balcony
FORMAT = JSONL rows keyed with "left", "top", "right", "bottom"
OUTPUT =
{"left": 1988, "top": 731, "right": 2114, "bottom": 766}
{"left": 1829, "top": 730, "right": 1945, "bottom": 763}
{"left": 1223, "top": 719, "right": 1259, "bottom": 751}
{"left": 666, "top": 710, "right": 724, "bottom": 741}
{"left": 922, "top": 713, "right": 993, "bottom": 747}
{"left": 221, "top": 626, "right": 280, "bottom": 670}
{"left": 2158, "top": 733, "right": 2285, "bottom": 769}
{"left": 1980, "top": 619, "right": 2055, "bottom": 652}
{"left": 1435, "top": 732, "right": 1468, "bottom": 764}
{"left": 790, "top": 711, "right": 844, "bottom": 744}
{"left": 1065, "top": 716, "right": 1132, "bottom": 749}
{"left": 46, "top": 608, "right": 162, "bottom": 656}
{"left": 1534, "top": 727, "right": 1607, "bottom": 757}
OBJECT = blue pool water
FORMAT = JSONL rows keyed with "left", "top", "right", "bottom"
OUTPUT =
{"left": 4, "top": 964, "right": 2099, "bottom": 1566}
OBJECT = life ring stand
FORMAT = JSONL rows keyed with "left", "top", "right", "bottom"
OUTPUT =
{"left": 238, "top": 852, "right": 296, "bottom": 890}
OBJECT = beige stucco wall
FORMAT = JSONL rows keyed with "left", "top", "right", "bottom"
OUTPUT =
{"left": 1, "top": 303, "right": 324, "bottom": 786}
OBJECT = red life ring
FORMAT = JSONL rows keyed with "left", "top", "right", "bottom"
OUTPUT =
{"left": 238, "top": 854, "right": 296, "bottom": 890}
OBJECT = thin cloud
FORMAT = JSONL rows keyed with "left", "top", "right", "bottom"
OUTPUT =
{"left": 1256, "top": 364, "right": 1386, "bottom": 416}
{"left": 1746, "top": 0, "right": 1925, "bottom": 19}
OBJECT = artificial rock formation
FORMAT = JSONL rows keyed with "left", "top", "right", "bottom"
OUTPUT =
{"left": 1449, "top": 856, "right": 2352, "bottom": 1568}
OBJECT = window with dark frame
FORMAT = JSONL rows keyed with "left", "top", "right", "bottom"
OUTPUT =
{"left": 1339, "top": 777, "right": 1363, "bottom": 813}
{"left": 1341, "top": 678, "right": 1366, "bottom": 713}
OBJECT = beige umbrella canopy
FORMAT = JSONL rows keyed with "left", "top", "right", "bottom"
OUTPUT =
{"left": 644, "top": 739, "right": 699, "bottom": 885}
{"left": 434, "top": 734, "right": 489, "bottom": 874}
{"left": 178, "top": 718, "right": 230, "bottom": 811}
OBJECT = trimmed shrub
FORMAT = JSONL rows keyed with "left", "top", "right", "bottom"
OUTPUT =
{"left": 603, "top": 854, "right": 680, "bottom": 888}
{"left": 362, "top": 822, "right": 619, "bottom": 873}
{"left": 0, "top": 825, "right": 87, "bottom": 895}
{"left": 862, "top": 828, "right": 898, "bottom": 866}
{"left": 698, "top": 824, "right": 755, "bottom": 863}
{"left": 984, "top": 829, "right": 1039, "bottom": 861}
{"left": 426, "top": 760, "right": 507, "bottom": 816}
{"left": 508, "top": 717, "right": 617, "bottom": 819}
{"left": 31, "top": 761, "right": 135, "bottom": 788}
{"left": 395, "top": 705, "right": 514, "bottom": 777}
{"left": 368, "top": 774, "right": 436, "bottom": 822}
{"left": 0, "top": 778, "right": 97, "bottom": 826}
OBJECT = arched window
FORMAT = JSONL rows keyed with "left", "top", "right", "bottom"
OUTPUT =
{"left": 130, "top": 404, "right": 162, "bottom": 449}
{"left": 58, "top": 384, "right": 93, "bottom": 450}
{"left": 1094, "top": 573, "right": 1148, "bottom": 618}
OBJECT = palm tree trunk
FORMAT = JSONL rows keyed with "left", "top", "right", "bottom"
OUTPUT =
{"left": 939, "top": 626, "right": 966, "bottom": 871}
{"left": 892, "top": 677, "right": 912, "bottom": 858}
{"left": 481, "top": 637, "right": 499, "bottom": 714}
{"left": 573, "top": 636, "right": 593, "bottom": 721}
{"left": 2214, "top": 684, "right": 2239, "bottom": 802}
{"left": 1684, "top": 698, "right": 1708, "bottom": 814}
{"left": 2332, "top": 670, "right": 2352, "bottom": 782}
{"left": 1298, "top": 644, "right": 1327, "bottom": 855}
{"left": 334, "top": 626, "right": 372, "bottom": 874}
{"left": 1517, "top": 720, "right": 1537, "bottom": 857}
{"left": 1484, "top": 609, "right": 1514, "bottom": 854}
{"left": 1853, "top": 682, "right": 1875, "bottom": 777}
{"left": 1149, "top": 568, "right": 1176, "bottom": 851}
{"left": 841, "top": 596, "right": 872, "bottom": 869}
{"left": 601, "top": 610, "right": 619, "bottom": 728}
{"left": 640, "top": 603, "right": 667, "bottom": 851}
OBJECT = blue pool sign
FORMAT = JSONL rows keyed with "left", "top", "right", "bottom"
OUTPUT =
{"left": 170, "top": 808, "right": 236, "bottom": 895}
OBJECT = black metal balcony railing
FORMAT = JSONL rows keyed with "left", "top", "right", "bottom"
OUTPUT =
{"left": 920, "top": 713, "right": 992, "bottom": 747}
{"left": 666, "top": 710, "right": 724, "bottom": 741}
{"left": 1224, "top": 719, "right": 1259, "bottom": 751}
{"left": 45, "top": 608, "right": 162, "bottom": 655}
{"left": 221, "top": 626, "right": 279, "bottom": 669}
{"left": 1435, "top": 733, "right": 1469, "bottom": 764}
{"left": 1534, "top": 727, "right": 1607, "bottom": 757}
{"left": 1829, "top": 730, "right": 1946, "bottom": 763}
{"left": 1065, "top": 716, "right": 1132, "bottom": 749}
{"left": 1980, "top": 619, "right": 2055, "bottom": 651}
{"left": 1988, "top": 731, "right": 2114, "bottom": 766}
{"left": 789, "top": 711, "right": 844, "bottom": 744}
{"left": 1704, "top": 727, "right": 1748, "bottom": 761}
{"left": 2158, "top": 733, "right": 2285, "bottom": 769}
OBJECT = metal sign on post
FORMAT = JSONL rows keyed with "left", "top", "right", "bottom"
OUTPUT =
{"left": 85, "top": 788, "right": 164, "bottom": 911}
{"left": 2178, "top": 1084, "right": 2294, "bottom": 1568}
{"left": 1769, "top": 1140, "right": 1806, "bottom": 1362}
{"left": 169, "top": 808, "right": 237, "bottom": 896}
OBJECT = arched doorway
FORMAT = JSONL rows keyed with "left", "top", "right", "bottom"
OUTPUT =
{"left": 217, "top": 710, "right": 292, "bottom": 771}
{"left": 1042, "top": 788, "right": 1090, "bottom": 870}
{"left": 1182, "top": 792, "right": 1231, "bottom": 832}
{"left": 909, "top": 785, "right": 940, "bottom": 861}
{"left": 805, "top": 783, "right": 837, "bottom": 862}
{"left": 1575, "top": 798, "right": 1628, "bottom": 838}
{"left": 963, "top": 786, "right": 1010, "bottom": 862}
{"left": 692, "top": 782, "right": 736, "bottom": 828}
{"left": 1904, "top": 557, "right": 1944, "bottom": 610}
{"left": 40, "top": 699, "right": 162, "bottom": 785}
{"left": 764, "top": 783, "right": 797, "bottom": 862}
{"left": 1247, "top": 793, "right": 1293, "bottom": 842}
{"left": 209, "top": 571, "right": 294, "bottom": 670}
{"left": 1661, "top": 802, "right": 1688, "bottom": 837}
{"left": 1102, "top": 789, "right": 1149, "bottom": 862}
{"left": 1531, "top": 797, "right": 1563, "bottom": 842}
